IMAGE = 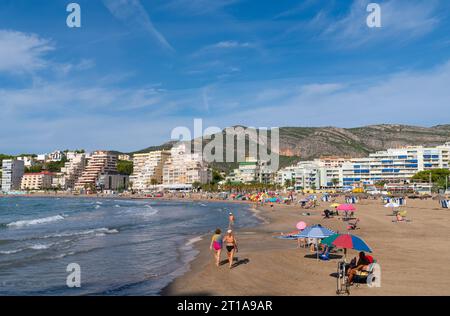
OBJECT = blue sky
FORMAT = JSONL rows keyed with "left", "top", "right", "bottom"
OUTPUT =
{"left": 1, "top": 0, "right": 450, "bottom": 154}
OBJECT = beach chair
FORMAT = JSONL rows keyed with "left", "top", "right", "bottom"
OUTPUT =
{"left": 353, "top": 262, "right": 379, "bottom": 287}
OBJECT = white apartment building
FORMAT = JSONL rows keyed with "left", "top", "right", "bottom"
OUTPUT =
{"left": 293, "top": 161, "right": 321, "bottom": 190}
{"left": 37, "top": 150, "right": 65, "bottom": 163}
{"left": 118, "top": 154, "right": 132, "bottom": 161}
{"left": 74, "top": 151, "right": 118, "bottom": 190}
{"left": 17, "top": 156, "right": 37, "bottom": 167}
{"left": 341, "top": 143, "right": 450, "bottom": 186}
{"left": 130, "top": 151, "right": 170, "bottom": 191}
{"left": 163, "top": 143, "right": 211, "bottom": 187}
{"left": 275, "top": 166, "right": 297, "bottom": 186}
{"left": 225, "top": 157, "right": 261, "bottom": 183}
{"left": 53, "top": 153, "right": 86, "bottom": 190}
{"left": 21, "top": 172, "right": 53, "bottom": 190}
{"left": 1, "top": 159, "right": 25, "bottom": 192}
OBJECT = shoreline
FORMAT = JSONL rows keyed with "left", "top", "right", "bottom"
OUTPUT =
{"left": 160, "top": 203, "right": 293, "bottom": 296}
{"left": 160, "top": 201, "right": 270, "bottom": 296}
{"left": 160, "top": 197, "right": 450, "bottom": 296}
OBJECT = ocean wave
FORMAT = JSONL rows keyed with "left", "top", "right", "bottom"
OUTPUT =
{"left": 0, "top": 248, "right": 23, "bottom": 255}
{"left": 185, "top": 235, "right": 203, "bottom": 246}
{"left": 0, "top": 242, "right": 54, "bottom": 255}
{"left": 29, "top": 243, "right": 53, "bottom": 250}
{"left": 42, "top": 227, "right": 119, "bottom": 239}
{"left": 6, "top": 215, "right": 65, "bottom": 228}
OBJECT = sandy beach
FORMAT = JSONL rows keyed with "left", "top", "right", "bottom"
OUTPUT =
{"left": 162, "top": 197, "right": 450, "bottom": 296}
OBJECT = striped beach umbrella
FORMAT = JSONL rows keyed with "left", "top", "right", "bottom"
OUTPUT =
{"left": 322, "top": 233, "right": 372, "bottom": 261}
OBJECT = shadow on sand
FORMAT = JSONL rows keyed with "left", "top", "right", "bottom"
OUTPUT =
{"left": 219, "top": 257, "right": 250, "bottom": 269}
{"left": 303, "top": 253, "right": 343, "bottom": 260}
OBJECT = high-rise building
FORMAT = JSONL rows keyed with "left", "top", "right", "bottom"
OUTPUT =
{"left": 163, "top": 143, "right": 211, "bottom": 187}
{"left": 1, "top": 159, "right": 25, "bottom": 192}
{"left": 74, "top": 151, "right": 118, "bottom": 190}
{"left": 130, "top": 151, "right": 170, "bottom": 191}
{"left": 53, "top": 153, "right": 86, "bottom": 190}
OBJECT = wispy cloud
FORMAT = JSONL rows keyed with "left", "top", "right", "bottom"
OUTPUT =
{"left": 321, "top": 0, "right": 442, "bottom": 48}
{"left": 101, "top": 0, "right": 174, "bottom": 52}
{"left": 211, "top": 40, "right": 254, "bottom": 49}
{"left": 273, "top": 0, "right": 318, "bottom": 19}
{"left": 0, "top": 30, "right": 54, "bottom": 74}
{"left": 158, "top": 0, "right": 239, "bottom": 16}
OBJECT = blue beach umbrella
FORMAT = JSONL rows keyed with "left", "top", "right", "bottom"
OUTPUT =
{"left": 297, "top": 224, "right": 336, "bottom": 260}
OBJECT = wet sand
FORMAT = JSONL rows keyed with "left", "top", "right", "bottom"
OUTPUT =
{"left": 162, "top": 198, "right": 450, "bottom": 296}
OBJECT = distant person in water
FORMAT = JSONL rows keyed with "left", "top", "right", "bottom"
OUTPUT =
{"left": 210, "top": 228, "right": 223, "bottom": 267}
{"left": 223, "top": 229, "right": 238, "bottom": 269}
{"left": 228, "top": 212, "right": 235, "bottom": 228}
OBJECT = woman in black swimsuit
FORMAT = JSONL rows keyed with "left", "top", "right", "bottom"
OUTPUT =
{"left": 223, "top": 229, "right": 238, "bottom": 269}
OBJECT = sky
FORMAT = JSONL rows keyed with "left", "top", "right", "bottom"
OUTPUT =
{"left": 0, "top": 0, "right": 450, "bottom": 154}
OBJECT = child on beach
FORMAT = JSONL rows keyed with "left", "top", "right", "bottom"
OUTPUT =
{"left": 210, "top": 229, "right": 223, "bottom": 267}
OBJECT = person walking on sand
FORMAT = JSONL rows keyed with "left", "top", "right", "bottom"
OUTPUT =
{"left": 223, "top": 229, "right": 238, "bottom": 269}
{"left": 228, "top": 212, "right": 235, "bottom": 228}
{"left": 210, "top": 228, "right": 223, "bottom": 267}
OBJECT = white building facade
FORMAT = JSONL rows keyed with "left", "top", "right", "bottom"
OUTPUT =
{"left": 1, "top": 159, "right": 25, "bottom": 192}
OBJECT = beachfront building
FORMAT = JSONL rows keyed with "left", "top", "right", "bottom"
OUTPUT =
{"left": 293, "top": 162, "right": 321, "bottom": 190}
{"left": 1, "top": 159, "right": 25, "bottom": 192}
{"left": 21, "top": 172, "right": 54, "bottom": 190}
{"left": 276, "top": 157, "right": 347, "bottom": 189}
{"left": 53, "top": 153, "right": 86, "bottom": 190}
{"left": 130, "top": 151, "right": 170, "bottom": 191}
{"left": 74, "top": 151, "right": 118, "bottom": 190}
{"left": 341, "top": 143, "right": 450, "bottom": 186}
{"left": 98, "top": 174, "right": 129, "bottom": 191}
{"left": 225, "top": 157, "right": 264, "bottom": 183}
{"left": 163, "top": 143, "right": 211, "bottom": 189}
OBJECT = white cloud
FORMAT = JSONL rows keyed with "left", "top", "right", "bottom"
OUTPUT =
{"left": 102, "top": 0, "right": 174, "bottom": 52}
{"left": 304, "top": 0, "right": 442, "bottom": 48}
{"left": 212, "top": 40, "right": 253, "bottom": 49}
{"left": 158, "top": 0, "right": 239, "bottom": 16}
{"left": 0, "top": 30, "right": 54, "bottom": 73}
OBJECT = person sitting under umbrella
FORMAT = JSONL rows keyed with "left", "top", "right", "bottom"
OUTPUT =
{"left": 346, "top": 251, "right": 373, "bottom": 285}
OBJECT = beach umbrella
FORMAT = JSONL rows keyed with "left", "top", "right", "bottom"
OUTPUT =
{"left": 297, "top": 224, "right": 336, "bottom": 261}
{"left": 336, "top": 204, "right": 356, "bottom": 219}
{"left": 336, "top": 204, "right": 356, "bottom": 211}
{"left": 296, "top": 221, "right": 307, "bottom": 230}
{"left": 322, "top": 233, "right": 372, "bottom": 261}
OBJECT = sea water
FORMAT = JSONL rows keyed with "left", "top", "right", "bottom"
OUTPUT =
{"left": 0, "top": 197, "right": 259, "bottom": 295}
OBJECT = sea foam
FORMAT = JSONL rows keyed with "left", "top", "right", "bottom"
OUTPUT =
{"left": 6, "top": 215, "right": 65, "bottom": 228}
